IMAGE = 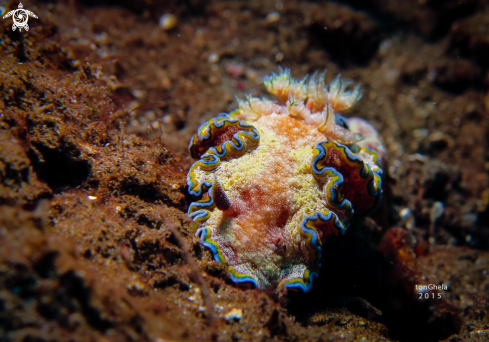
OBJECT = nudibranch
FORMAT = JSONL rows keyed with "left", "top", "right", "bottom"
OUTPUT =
{"left": 187, "top": 68, "right": 385, "bottom": 291}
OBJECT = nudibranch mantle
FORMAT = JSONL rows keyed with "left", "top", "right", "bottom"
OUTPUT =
{"left": 187, "top": 68, "right": 385, "bottom": 291}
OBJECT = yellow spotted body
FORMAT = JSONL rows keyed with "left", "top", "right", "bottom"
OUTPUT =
{"left": 187, "top": 69, "right": 385, "bottom": 291}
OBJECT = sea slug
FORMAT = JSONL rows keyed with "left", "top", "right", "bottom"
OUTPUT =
{"left": 187, "top": 69, "right": 385, "bottom": 291}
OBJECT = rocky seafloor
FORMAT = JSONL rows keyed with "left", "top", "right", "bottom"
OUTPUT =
{"left": 1, "top": 0, "right": 488, "bottom": 341}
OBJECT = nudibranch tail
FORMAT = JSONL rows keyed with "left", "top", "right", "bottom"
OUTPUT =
{"left": 279, "top": 209, "right": 347, "bottom": 291}
{"left": 187, "top": 68, "right": 385, "bottom": 292}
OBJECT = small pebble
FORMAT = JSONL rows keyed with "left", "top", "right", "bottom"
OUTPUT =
{"left": 430, "top": 202, "right": 444, "bottom": 223}
{"left": 159, "top": 13, "right": 178, "bottom": 30}
{"left": 224, "top": 307, "right": 243, "bottom": 321}
{"left": 399, "top": 208, "right": 411, "bottom": 218}
{"left": 208, "top": 52, "right": 220, "bottom": 64}
{"left": 155, "top": 338, "right": 177, "bottom": 342}
{"left": 246, "top": 69, "right": 258, "bottom": 82}
{"left": 226, "top": 63, "right": 245, "bottom": 78}
{"left": 162, "top": 115, "right": 173, "bottom": 124}
{"left": 88, "top": 196, "right": 97, "bottom": 200}
{"left": 275, "top": 52, "right": 284, "bottom": 62}
{"left": 266, "top": 12, "right": 280, "bottom": 23}
{"left": 132, "top": 89, "right": 146, "bottom": 100}
{"left": 412, "top": 128, "right": 429, "bottom": 139}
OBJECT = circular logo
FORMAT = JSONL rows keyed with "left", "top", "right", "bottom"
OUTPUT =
{"left": 3, "top": 3, "right": 39, "bottom": 32}
{"left": 13, "top": 9, "right": 28, "bottom": 28}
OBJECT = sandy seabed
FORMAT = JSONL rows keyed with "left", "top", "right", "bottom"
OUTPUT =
{"left": 1, "top": 1, "right": 489, "bottom": 341}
